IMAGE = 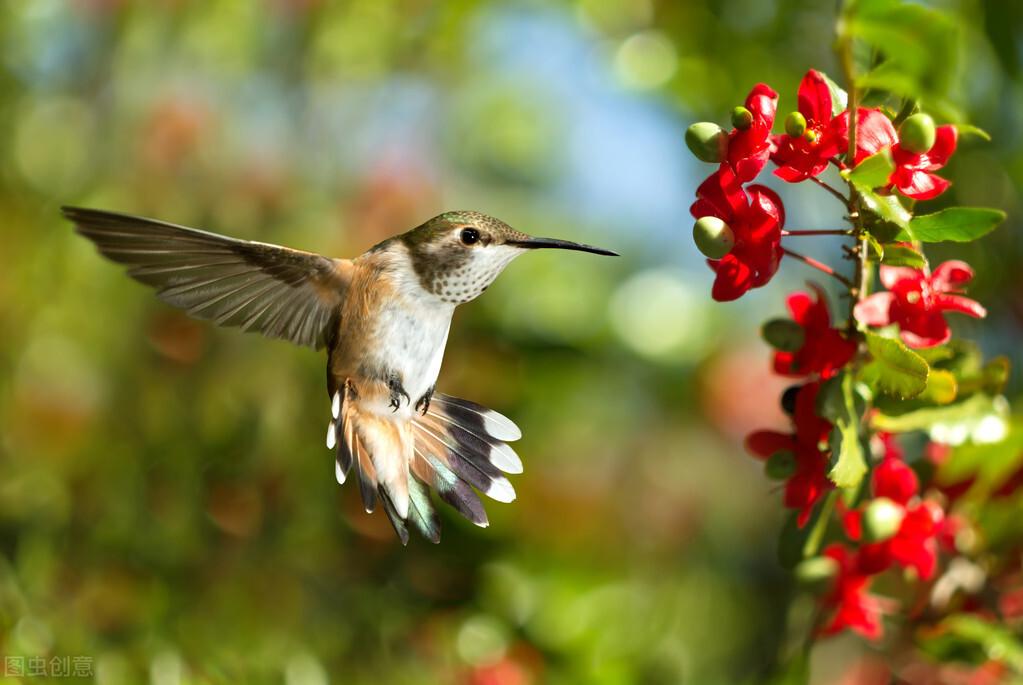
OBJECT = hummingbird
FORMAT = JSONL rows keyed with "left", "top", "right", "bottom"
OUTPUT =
{"left": 63, "top": 206, "right": 617, "bottom": 544}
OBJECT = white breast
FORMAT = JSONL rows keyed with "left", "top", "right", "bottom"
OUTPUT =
{"left": 367, "top": 247, "right": 455, "bottom": 417}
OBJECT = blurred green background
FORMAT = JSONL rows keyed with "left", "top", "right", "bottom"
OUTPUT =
{"left": 0, "top": 1, "right": 1020, "bottom": 683}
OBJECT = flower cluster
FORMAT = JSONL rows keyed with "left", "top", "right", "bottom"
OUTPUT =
{"left": 686, "top": 70, "right": 963, "bottom": 305}
{"left": 686, "top": 64, "right": 1007, "bottom": 653}
{"left": 820, "top": 435, "right": 961, "bottom": 637}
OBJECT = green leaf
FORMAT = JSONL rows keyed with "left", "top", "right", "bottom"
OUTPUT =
{"left": 866, "top": 234, "right": 884, "bottom": 261}
{"left": 880, "top": 243, "right": 926, "bottom": 268}
{"left": 847, "top": 149, "right": 895, "bottom": 190}
{"left": 819, "top": 71, "right": 849, "bottom": 117}
{"left": 860, "top": 331, "right": 929, "bottom": 399}
{"left": 859, "top": 188, "right": 911, "bottom": 229}
{"left": 828, "top": 373, "right": 867, "bottom": 489}
{"left": 917, "top": 368, "right": 958, "bottom": 406}
{"left": 908, "top": 207, "right": 1006, "bottom": 243}
{"left": 925, "top": 615, "right": 1023, "bottom": 673}
{"left": 777, "top": 493, "right": 834, "bottom": 569}
{"left": 873, "top": 393, "right": 1010, "bottom": 445}
{"left": 847, "top": 0, "right": 959, "bottom": 103}
{"left": 955, "top": 124, "right": 991, "bottom": 142}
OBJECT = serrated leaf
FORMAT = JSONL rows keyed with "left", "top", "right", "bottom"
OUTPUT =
{"left": 860, "top": 331, "right": 929, "bottom": 399}
{"left": 828, "top": 373, "right": 867, "bottom": 489}
{"left": 859, "top": 188, "right": 911, "bottom": 229}
{"left": 849, "top": 150, "right": 895, "bottom": 191}
{"left": 955, "top": 124, "right": 991, "bottom": 142}
{"left": 880, "top": 243, "right": 926, "bottom": 268}
{"left": 908, "top": 207, "right": 1006, "bottom": 243}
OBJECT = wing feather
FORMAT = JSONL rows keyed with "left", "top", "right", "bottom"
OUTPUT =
{"left": 64, "top": 206, "right": 353, "bottom": 349}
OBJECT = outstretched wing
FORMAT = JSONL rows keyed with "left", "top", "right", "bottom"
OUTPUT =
{"left": 64, "top": 206, "right": 353, "bottom": 349}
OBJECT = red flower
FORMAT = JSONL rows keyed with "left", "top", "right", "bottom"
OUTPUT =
{"left": 820, "top": 544, "right": 886, "bottom": 640}
{"left": 746, "top": 382, "right": 833, "bottom": 526}
{"left": 770, "top": 70, "right": 898, "bottom": 182}
{"left": 843, "top": 455, "right": 946, "bottom": 581}
{"left": 773, "top": 285, "right": 857, "bottom": 379}
{"left": 854, "top": 261, "right": 987, "bottom": 348}
{"left": 890, "top": 125, "right": 957, "bottom": 200}
{"left": 726, "top": 83, "right": 779, "bottom": 182}
{"left": 690, "top": 167, "right": 785, "bottom": 301}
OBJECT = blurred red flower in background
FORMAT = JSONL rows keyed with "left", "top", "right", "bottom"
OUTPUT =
{"left": 821, "top": 544, "right": 886, "bottom": 639}
{"left": 746, "top": 382, "right": 833, "bottom": 526}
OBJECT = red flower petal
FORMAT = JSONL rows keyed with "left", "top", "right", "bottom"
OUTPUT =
{"left": 854, "top": 108, "right": 899, "bottom": 163}
{"left": 927, "top": 125, "right": 958, "bottom": 167}
{"left": 931, "top": 260, "right": 974, "bottom": 290}
{"left": 786, "top": 291, "right": 815, "bottom": 322}
{"left": 853, "top": 292, "right": 895, "bottom": 327}
{"left": 709, "top": 253, "right": 754, "bottom": 301}
{"left": 879, "top": 265, "right": 921, "bottom": 290}
{"left": 797, "top": 70, "right": 835, "bottom": 124}
{"left": 873, "top": 458, "right": 918, "bottom": 504}
{"left": 745, "top": 430, "right": 794, "bottom": 459}
{"left": 899, "top": 312, "right": 951, "bottom": 348}
{"left": 893, "top": 168, "right": 950, "bottom": 200}
{"left": 935, "top": 294, "right": 987, "bottom": 319}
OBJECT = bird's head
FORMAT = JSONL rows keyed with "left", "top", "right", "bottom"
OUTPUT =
{"left": 398, "top": 211, "right": 617, "bottom": 305}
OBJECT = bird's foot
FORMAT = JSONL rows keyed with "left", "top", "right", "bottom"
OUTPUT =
{"left": 415, "top": 385, "right": 435, "bottom": 416}
{"left": 388, "top": 374, "right": 410, "bottom": 412}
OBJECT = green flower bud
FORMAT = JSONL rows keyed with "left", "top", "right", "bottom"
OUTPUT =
{"left": 863, "top": 497, "right": 905, "bottom": 543}
{"left": 803, "top": 129, "right": 818, "bottom": 143}
{"left": 692, "top": 216, "right": 735, "bottom": 259}
{"left": 795, "top": 556, "right": 839, "bottom": 589}
{"left": 685, "top": 122, "right": 727, "bottom": 163}
{"left": 761, "top": 318, "right": 805, "bottom": 352}
{"left": 731, "top": 106, "right": 753, "bottom": 130}
{"left": 900, "top": 112, "right": 937, "bottom": 154}
{"left": 785, "top": 111, "right": 807, "bottom": 138}
{"left": 765, "top": 450, "right": 797, "bottom": 480}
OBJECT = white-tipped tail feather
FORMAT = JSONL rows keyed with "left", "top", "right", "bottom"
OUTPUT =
{"left": 328, "top": 390, "right": 522, "bottom": 544}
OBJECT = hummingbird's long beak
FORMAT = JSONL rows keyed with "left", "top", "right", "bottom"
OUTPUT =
{"left": 505, "top": 237, "right": 618, "bottom": 256}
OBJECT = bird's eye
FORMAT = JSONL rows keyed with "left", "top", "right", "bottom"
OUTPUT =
{"left": 460, "top": 228, "right": 480, "bottom": 245}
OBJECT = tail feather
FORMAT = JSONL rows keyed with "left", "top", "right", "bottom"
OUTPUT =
{"left": 352, "top": 429, "right": 377, "bottom": 514}
{"left": 413, "top": 446, "right": 489, "bottom": 528}
{"left": 329, "top": 389, "right": 521, "bottom": 543}
{"left": 406, "top": 474, "right": 441, "bottom": 543}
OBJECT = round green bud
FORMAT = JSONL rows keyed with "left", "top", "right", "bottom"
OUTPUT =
{"left": 765, "top": 450, "right": 797, "bottom": 480}
{"left": 685, "top": 122, "right": 727, "bottom": 163}
{"left": 761, "top": 318, "right": 806, "bottom": 352}
{"left": 785, "top": 111, "right": 807, "bottom": 138}
{"left": 692, "top": 216, "right": 734, "bottom": 259}
{"left": 731, "top": 106, "right": 753, "bottom": 130}
{"left": 863, "top": 497, "right": 905, "bottom": 543}
{"left": 795, "top": 556, "right": 840, "bottom": 589}
{"left": 803, "top": 129, "right": 818, "bottom": 143}
{"left": 900, "top": 112, "right": 937, "bottom": 154}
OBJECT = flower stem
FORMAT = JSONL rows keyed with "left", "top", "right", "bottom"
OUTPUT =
{"left": 782, "top": 248, "right": 854, "bottom": 288}
{"left": 838, "top": 20, "right": 869, "bottom": 331}
{"left": 782, "top": 229, "right": 854, "bottom": 237}
{"left": 810, "top": 176, "right": 852, "bottom": 207}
